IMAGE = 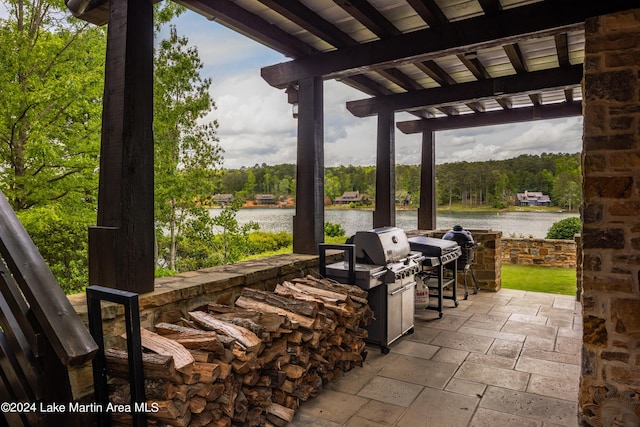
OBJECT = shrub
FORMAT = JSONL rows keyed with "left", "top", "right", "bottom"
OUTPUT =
{"left": 546, "top": 217, "right": 581, "bottom": 240}
{"left": 247, "top": 231, "right": 292, "bottom": 253}
{"left": 18, "top": 204, "right": 93, "bottom": 295}
{"left": 324, "top": 222, "right": 346, "bottom": 237}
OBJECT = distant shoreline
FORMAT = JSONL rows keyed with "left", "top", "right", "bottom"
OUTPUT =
{"left": 209, "top": 204, "right": 575, "bottom": 214}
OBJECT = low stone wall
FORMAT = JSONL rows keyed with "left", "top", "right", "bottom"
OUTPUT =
{"left": 501, "top": 238, "right": 577, "bottom": 268}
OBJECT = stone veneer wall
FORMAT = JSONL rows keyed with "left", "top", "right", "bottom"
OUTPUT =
{"left": 407, "top": 229, "right": 502, "bottom": 292}
{"left": 501, "top": 238, "right": 577, "bottom": 268}
{"left": 580, "top": 9, "right": 640, "bottom": 424}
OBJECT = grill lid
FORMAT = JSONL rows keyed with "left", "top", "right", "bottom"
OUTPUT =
{"left": 408, "top": 236, "right": 459, "bottom": 257}
{"left": 352, "top": 227, "right": 411, "bottom": 265}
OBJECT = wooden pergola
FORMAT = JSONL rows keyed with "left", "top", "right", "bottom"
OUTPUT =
{"left": 67, "top": 0, "right": 637, "bottom": 294}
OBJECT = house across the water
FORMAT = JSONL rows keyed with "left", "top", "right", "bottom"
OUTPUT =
{"left": 515, "top": 190, "right": 552, "bottom": 206}
{"left": 334, "top": 191, "right": 363, "bottom": 205}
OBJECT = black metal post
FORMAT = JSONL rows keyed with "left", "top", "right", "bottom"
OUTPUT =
{"left": 87, "top": 285, "right": 146, "bottom": 427}
{"left": 318, "top": 244, "right": 356, "bottom": 284}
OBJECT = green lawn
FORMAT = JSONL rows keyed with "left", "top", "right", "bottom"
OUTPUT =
{"left": 501, "top": 264, "right": 576, "bottom": 295}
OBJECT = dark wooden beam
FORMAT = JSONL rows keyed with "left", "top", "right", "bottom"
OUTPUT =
{"left": 477, "top": 0, "right": 502, "bottom": 15}
{"left": 503, "top": 43, "right": 528, "bottom": 73}
{"left": 257, "top": 0, "right": 356, "bottom": 48}
{"left": 529, "top": 93, "right": 542, "bottom": 106}
{"left": 261, "top": 0, "right": 638, "bottom": 87}
{"left": 373, "top": 111, "right": 396, "bottom": 228}
{"left": 406, "top": 0, "right": 449, "bottom": 27}
{"left": 180, "top": 0, "right": 318, "bottom": 58}
{"left": 457, "top": 53, "right": 491, "bottom": 80}
{"left": 340, "top": 75, "right": 395, "bottom": 96}
{"left": 418, "top": 130, "right": 436, "bottom": 230}
{"left": 436, "top": 106, "right": 459, "bottom": 116}
{"left": 396, "top": 102, "right": 582, "bottom": 133}
{"left": 564, "top": 87, "right": 574, "bottom": 103}
{"left": 377, "top": 68, "right": 424, "bottom": 91}
{"left": 415, "top": 60, "right": 457, "bottom": 86}
{"left": 555, "top": 33, "right": 570, "bottom": 66}
{"left": 496, "top": 97, "right": 512, "bottom": 110}
{"left": 466, "top": 101, "right": 485, "bottom": 113}
{"left": 292, "top": 77, "right": 324, "bottom": 255}
{"left": 92, "top": 0, "right": 154, "bottom": 293}
{"left": 333, "top": 0, "right": 401, "bottom": 38}
{"left": 346, "top": 64, "right": 583, "bottom": 117}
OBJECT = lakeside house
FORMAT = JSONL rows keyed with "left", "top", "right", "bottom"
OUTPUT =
{"left": 255, "top": 194, "right": 276, "bottom": 205}
{"left": 213, "top": 193, "right": 234, "bottom": 206}
{"left": 515, "top": 190, "right": 552, "bottom": 207}
{"left": 334, "top": 191, "right": 363, "bottom": 205}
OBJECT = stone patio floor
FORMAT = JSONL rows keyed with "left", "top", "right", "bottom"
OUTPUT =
{"left": 290, "top": 288, "right": 582, "bottom": 427}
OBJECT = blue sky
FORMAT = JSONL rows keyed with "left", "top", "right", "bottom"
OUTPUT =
{"left": 162, "top": 10, "right": 583, "bottom": 169}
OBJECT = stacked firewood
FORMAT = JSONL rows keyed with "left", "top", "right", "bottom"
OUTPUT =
{"left": 105, "top": 276, "right": 373, "bottom": 426}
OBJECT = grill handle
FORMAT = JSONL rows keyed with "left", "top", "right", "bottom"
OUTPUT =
{"left": 319, "top": 243, "right": 356, "bottom": 285}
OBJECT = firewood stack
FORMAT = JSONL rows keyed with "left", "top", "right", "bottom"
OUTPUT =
{"left": 105, "top": 275, "right": 373, "bottom": 426}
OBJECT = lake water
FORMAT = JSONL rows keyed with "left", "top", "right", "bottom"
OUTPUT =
{"left": 208, "top": 208, "right": 579, "bottom": 239}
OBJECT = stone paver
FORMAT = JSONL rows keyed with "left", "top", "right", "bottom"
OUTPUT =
{"left": 397, "top": 387, "right": 479, "bottom": 427}
{"left": 357, "top": 376, "right": 423, "bottom": 407}
{"left": 469, "top": 407, "right": 542, "bottom": 427}
{"left": 479, "top": 386, "right": 578, "bottom": 426}
{"left": 290, "top": 289, "right": 582, "bottom": 426}
{"left": 378, "top": 355, "right": 458, "bottom": 389}
{"left": 455, "top": 361, "right": 530, "bottom": 391}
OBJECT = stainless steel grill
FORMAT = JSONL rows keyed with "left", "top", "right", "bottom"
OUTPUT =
{"left": 320, "top": 227, "right": 423, "bottom": 354}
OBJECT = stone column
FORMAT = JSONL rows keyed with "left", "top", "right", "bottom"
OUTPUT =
{"left": 580, "top": 9, "right": 640, "bottom": 424}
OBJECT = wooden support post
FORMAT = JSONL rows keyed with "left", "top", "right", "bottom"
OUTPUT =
{"left": 373, "top": 110, "right": 395, "bottom": 228}
{"left": 293, "top": 77, "right": 324, "bottom": 254}
{"left": 90, "top": 0, "right": 155, "bottom": 293}
{"left": 418, "top": 130, "right": 436, "bottom": 230}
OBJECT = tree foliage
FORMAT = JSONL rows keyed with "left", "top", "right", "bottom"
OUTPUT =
{"left": 0, "top": 0, "right": 106, "bottom": 210}
{"left": 153, "top": 25, "right": 223, "bottom": 271}
{"left": 213, "top": 153, "right": 582, "bottom": 210}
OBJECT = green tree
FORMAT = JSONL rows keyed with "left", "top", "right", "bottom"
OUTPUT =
{"left": 154, "top": 25, "right": 223, "bottom": 271}
{"left": 0, "top": 0, "right": 106, "bottom": 210}
{"left": 551, "top": 156, "right": 581, "bottom": 210}
{"left": 0, "top": 0, "right": 107, "bottom": 293}
{"left": 210, "top": 199, "right": 258, "bottom": 265}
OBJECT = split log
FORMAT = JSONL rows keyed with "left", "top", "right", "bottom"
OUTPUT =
{"left": 266, "top": 403, "right": 295, "bottom": 424}
{"left": 155, "top": 322, "right": 236, "bottom": 348}
{"left": 122, "top": 328, "right": 195, "bottom": 375}
{"left": 207, "top": 305, "right": 286, "bottom": 333}
{"left": 296, "top": 275, "right": 369, "bottom": 300}
{"left": 241, "top": 287, "right": 319, "bottom": 318}
{"left": 105, "top": 349, "right": 183, "bottom": 384}
{"left": 189, "top": 311, "right": 263, "bottom": 353}
{"left": 192, "top": 361, "right": 221, "bottom": 383}
{"left": 234, "top": 296, "right": 316, "bottom": 330}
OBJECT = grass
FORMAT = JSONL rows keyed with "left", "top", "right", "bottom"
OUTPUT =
{"left": 501, "top": 264, "right": 576, "bottom": 295}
